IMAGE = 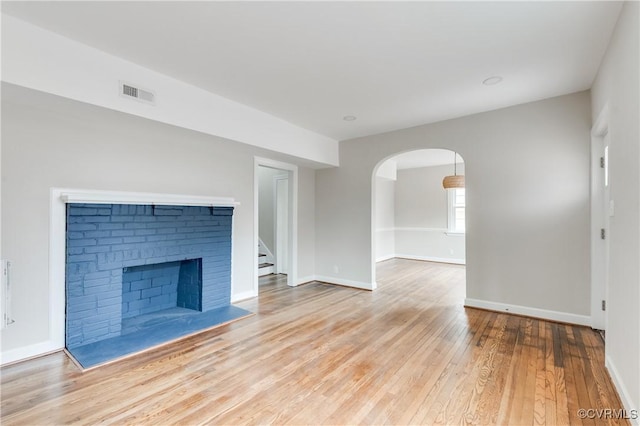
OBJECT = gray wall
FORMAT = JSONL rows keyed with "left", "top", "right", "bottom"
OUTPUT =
{"left": 317, "top": 91, "right": 591, "bottom": 316}
{"left": 395, "top": 164, "right": 463, "bottom": 228}
{"left": 0, "top": 83, "right": 317, "bottom": 353}
{"left": 591, "top": 1, "right": 639, "bottom": 412}
{"left": 394, "top": 164, "right": 465, "bottom": 262}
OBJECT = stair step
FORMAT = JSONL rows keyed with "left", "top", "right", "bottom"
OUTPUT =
{"left": 259, "top": 264, "right": 274, "bottom": 277}
{"left": 259, "top": 262, "right": 274, "bottom": 268}
{"left": 258, "top": 253, "right": 267, "bottom": 257}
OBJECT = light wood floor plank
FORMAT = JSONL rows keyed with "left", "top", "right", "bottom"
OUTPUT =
{"left": 0, "top": 259, "right": 627, "bottom": 425}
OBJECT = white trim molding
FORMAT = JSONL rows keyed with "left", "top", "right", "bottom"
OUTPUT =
{"left": 375, "top": 254, "right": 396, "bottom": 263}
{"left": 295, "top": 275, "right": 317, "bottom": 286}
{"left": 464, "top": 298, "right": 591, "bottom": 326}
{"left": 60, "top": 190, "right": 238, "bottom": 207}
{"left": 0, "top": 341, "right": 62, "bottom": 366}
{"left": 394, "top": 254, "right": 465, "bottom": 265}
{"left": 394, "top": 227, "right": 448, "bottom": 232}
{"left": 231, "top": 290, "right": 258, "bottom": 304}
{"left": 605, "top": 355, "right": 640, "bottom": 426}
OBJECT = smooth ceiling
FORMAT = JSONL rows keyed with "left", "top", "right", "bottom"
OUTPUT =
{"left": 2, "top": 1, "right": 623, "bottom": 141}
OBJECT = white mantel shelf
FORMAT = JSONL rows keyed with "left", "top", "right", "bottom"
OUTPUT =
{"left": 59, "top": 189, "right": 239, "bottom": 207}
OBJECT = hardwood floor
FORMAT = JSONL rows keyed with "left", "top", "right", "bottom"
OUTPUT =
{"left": 1, "top": 259, "right": 627, "bottom": 425}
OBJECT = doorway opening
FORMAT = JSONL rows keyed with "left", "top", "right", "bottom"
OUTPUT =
{"left": 372, "top": 149, "right": 467, "bottom": 296}
{"left": 254, "top": 158, "right": 298, "bottom": 293}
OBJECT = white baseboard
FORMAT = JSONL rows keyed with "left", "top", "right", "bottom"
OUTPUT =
{"left": 313, "top": 275, "right": 376, "bottom": 291}
{"left": 0, "top": 339, "right": 63, "bottom": 366}
{"left": 295, "top": 275, "right": 317, "bottom": 286}
{"left": 231, "top": 290, "right": 257, "bottom": 303}
{"left": 605, "top": 355, "right": 640, "bottom": 425}
{"left": 375, "top": 254, "right": 396, "bottom": 262}
{"left": 464, "top": 298, "right": 591, "bottom": 326}
{"left": 393, "top": 254, "right": 466, "bottom": 265}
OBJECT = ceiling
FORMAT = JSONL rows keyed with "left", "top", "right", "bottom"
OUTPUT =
{"left": 2, "top": 1, "right": 622, "bottom": 142}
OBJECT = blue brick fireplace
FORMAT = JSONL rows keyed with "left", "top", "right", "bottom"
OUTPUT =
{"left": 64, "top": 202, "right": 250, "bottom": 368}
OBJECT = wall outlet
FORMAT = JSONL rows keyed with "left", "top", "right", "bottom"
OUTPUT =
{"left": 333, "top": 265, "right": 339, "bottom": 274}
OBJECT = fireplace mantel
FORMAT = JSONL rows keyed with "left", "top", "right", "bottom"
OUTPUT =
{"left": 59, "top": 189, "right": 239, "bottom": 207}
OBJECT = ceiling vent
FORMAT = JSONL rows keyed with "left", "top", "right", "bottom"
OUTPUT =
{"left": 119, "top": 81, "right": 156, "bottom": 105}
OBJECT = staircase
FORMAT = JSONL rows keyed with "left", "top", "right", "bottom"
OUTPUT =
{"left": 258, "top": 253, "right": 274, "bottom": 276}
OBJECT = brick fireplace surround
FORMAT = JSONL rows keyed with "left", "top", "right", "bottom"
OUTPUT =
{"left": 57, "top": 190, "right": 250, "bottom": 369}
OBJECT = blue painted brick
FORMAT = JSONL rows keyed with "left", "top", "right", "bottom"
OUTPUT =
{"left": 67, "top": 238, "right": 97, "bottom": 248}
{"left": 69, "top": 207, "right": 98, "bottom": 215}
{"left": 97, "top": 304, "right": 121, "bottom": 316}
{"left": 98, "top": 223, "right": 124, "bottom": 230}
{"left": 151, "top": 276, "right": 172, "bottom": 286}
{"left": 67, "top": 300, "right": 97, "bottom": 314}
{"left": 84, "top": 245, "right": 111, "bottom": 254}
{"left": 66, "top": 203, "right": 233, "bottom": 346}
{"left": 122, "top": 290, "right": 141, "bottom": 302}
{"left": 127, "top": 299, "right": 151, "bottom": 311}
{"left": 112, "top": 229, "right": 135, "bottom": 237}
{"left": 122, "top": 270, "right": 142, "bottom": 281}
{"left": 83, "top": 230, "right": 111, "bottom": 238}
{"left": 123, "top": 249, "right": 141, "bottom": 260}
{"left": 98, "top": 296, "right": 121, "bottom": 308}
{"left": 84, "top": 283, "right": 120, "bottom": 295}
{"left": 83, "top": 277, "right": 111, "bottom": 288}
{"left": 131, "top": 279, "right": 151, "bottom": 291}
{"left": 76, "top": 215, "right": 111, "bottom": 223}
{"left": 111, "top": 215, "right": 135, "bottom": 223}
{"left": 68, "top": 294, "right": 97, "bottom": 305}
{"left": 68, "top": 254, "right": 97, "bottom": 263}
{"left": 123, "top": 236, "right": 146, "bottom": 244}
{"left": 141, "top": 287, "right": 162, "bottom": 299}
{"left": 83, "top": 271, "right": 111, "bottom": 280}
{"left": 98, "top": 237, "right": 123, "bottom": 245}
{"left": 153, "top": 207, "right": 183, "bottom": 216}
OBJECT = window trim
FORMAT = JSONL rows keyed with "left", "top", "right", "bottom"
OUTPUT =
{"left": 447, "top": 188, "right": 466, "bottom": 235}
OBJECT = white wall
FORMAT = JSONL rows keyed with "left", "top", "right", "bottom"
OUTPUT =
{"left": 590, "top": 1, "right": 639, "bottom": 416}
{"left": 0, "top": 83, "right": 317, "bottom": 362}
{"left": 258, "top": 166, "right": 288, "bottom": 253}
{"left": 316, "top": 91, "right": 592, "bottom": 321}
{"left": 374, "top": 176, "right": 395, "bottom": 261}
{"left": 394, "top": 164, "right": 465, "bottom": 263}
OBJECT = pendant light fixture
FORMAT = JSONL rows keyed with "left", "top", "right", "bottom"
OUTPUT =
{"left": 442, "top": 151, "right": 465, "bottom": 189}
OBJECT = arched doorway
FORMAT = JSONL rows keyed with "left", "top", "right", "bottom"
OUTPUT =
{"left": 372, "top": 149, "right": 467, "bottom": 294}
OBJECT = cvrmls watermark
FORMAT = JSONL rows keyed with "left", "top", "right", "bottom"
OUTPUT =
{"left": 577, "top": 408, "right": 638, "bottom": 420}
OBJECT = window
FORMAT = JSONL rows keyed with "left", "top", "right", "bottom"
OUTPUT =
{"left": 448, "top": 188, "right": 465, "bottom": 234}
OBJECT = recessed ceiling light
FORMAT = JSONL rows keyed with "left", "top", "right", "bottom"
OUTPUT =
{"left": 343, "top": 115, "right": 357, "bottom": 121}
{"left": 482, "top": 76, "right": 503, "bottom": 86}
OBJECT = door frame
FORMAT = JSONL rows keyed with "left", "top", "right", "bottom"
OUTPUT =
{"left": 254, "top": 157, "right": 298, "bottom": 292}
{"left": 274, "top": 175, "right": 289, "bottom": 274}
{"left": 590, "top": 104, "right": 609, "bottom": 331}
